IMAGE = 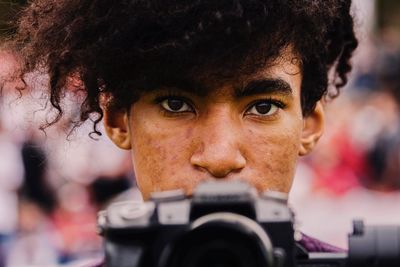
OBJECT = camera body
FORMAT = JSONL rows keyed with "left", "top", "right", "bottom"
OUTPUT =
{"left": 98, "top": 180, "right": 400, "bottom": 267}
{"left": 98, "top": 180, "right": 297, "bottom": 267}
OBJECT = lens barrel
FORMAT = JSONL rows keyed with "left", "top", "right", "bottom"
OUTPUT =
{"left": 160, "top": 212, "right": 275, "bottom": 267}
{"left": 348, "top": 220, "right": 400, "bottom": 267}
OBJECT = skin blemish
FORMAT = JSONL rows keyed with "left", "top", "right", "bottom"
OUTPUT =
{"left": 185, "top": 127, "right": 193, "bottom": 139}
{"left": 118, "top": 48, "right": 321, "bottom": 200}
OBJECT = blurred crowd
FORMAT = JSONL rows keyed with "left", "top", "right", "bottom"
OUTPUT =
{"left": 0, "top": 52, "right": 136, "bottom": 266}
{"left": 1, "top": 0, "right": 400, "bottom": 266}
{"left": 303, "top": 26, "right": 400, "bottom": 195}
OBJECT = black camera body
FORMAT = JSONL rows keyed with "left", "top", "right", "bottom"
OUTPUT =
{"left": 98, "top": 180, "right": 400, "bottom": 267}
{"left": 98, "top": 180, "right": 297, "bottom": 267}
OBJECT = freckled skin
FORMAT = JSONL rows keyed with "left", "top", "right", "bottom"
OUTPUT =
{"left": 126, "top": 51, "right": 309, "bottom": 200}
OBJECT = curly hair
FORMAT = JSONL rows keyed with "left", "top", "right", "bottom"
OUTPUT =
{"left": 9, "top": 0, "right": 358, "bottom": 135}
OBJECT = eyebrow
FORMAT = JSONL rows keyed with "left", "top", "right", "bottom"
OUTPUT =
{"left": 234, "top": 78, "right": 293, "bottom": 98}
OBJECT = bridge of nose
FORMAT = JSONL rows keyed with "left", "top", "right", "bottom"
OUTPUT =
{"left": 190, "top": 104, "right": 246, "bottom": 178}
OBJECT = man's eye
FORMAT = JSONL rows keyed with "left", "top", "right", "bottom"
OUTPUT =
{"left": 246, "top": 101, "right": 280, "bottom": 116}
{"left": 160, "top": 98, "right": 192, "bottom": 112}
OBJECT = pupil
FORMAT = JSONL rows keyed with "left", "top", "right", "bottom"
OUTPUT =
{"left": 255, "top": 103, "right": 271, "bottom": 114}
{"left": 168, "top": 99, "right": 184, "bottom": 111}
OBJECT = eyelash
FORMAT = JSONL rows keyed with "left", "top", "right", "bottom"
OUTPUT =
{"left": 244, "top": 98, "right": 286, "bottom": 118}
{"left": 154, "top": 94, "right": 195, "bottom": 114}
{"left": 247, "top": 98, "right": 286, "bottom": 110}
{"left": 154, "top": 94, "right": 286, "bottom": 115}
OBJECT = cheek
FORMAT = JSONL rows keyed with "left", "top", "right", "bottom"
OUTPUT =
{"left": 128, "top": 116, "right": 195, "bottom": 198}
{"left": 245, "top": 121, "right": 302, "bottom": 192}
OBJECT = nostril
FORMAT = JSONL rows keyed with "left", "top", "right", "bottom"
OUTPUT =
{"left": 192, "top": 164, "right": 208, "bottom": 173}
{"left": 190, "top": 151, "right": 246, "bottom": 178}
{"left": 211, "top": 169, "right": 236, "bottom": 179}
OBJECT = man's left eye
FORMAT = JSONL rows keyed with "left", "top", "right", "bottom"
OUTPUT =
{"left": 246, "top": 101, "right": 279, "bottom": 116}
{"left": 160, "top": 98, "right": 192, "bottom": 112}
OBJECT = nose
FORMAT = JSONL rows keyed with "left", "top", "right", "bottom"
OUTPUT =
{"left": 190, "top": 109, "right": 246, "bottom": 178}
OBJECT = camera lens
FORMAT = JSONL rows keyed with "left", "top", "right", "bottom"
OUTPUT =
{"left": 349, "top": 223, "right": 400, "bottom": 267}
{"left": 170, "top": 227, "right": 260, "bottom": 267}
{"left": 160, "top": 213, "right": 274, "bottom": 267}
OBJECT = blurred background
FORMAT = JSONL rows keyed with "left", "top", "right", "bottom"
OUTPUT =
{"left": 1, "top": 0, "right": 400, "bottom": 266}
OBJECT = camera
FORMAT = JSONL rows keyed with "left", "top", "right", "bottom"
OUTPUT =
{"left": 98, "top": 180, "right": 400, "bottom": 267}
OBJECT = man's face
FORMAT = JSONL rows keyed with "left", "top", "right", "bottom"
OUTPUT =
{"left": 104, "top": 50, "right": 324, "bottom": 200}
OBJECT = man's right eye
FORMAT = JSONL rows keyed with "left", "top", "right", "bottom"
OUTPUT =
{"left": 160, "top": 98, "right": 193, "bottom": 113}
